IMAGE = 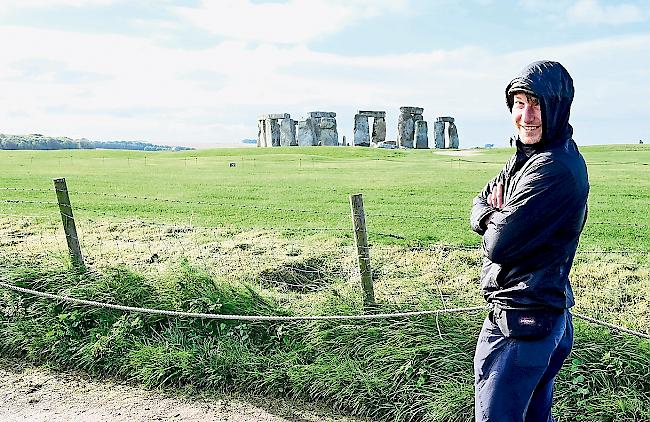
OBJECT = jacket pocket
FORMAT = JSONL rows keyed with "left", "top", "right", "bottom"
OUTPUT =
{"left": 480, "top": 261, "right": 502, "bottom": 290}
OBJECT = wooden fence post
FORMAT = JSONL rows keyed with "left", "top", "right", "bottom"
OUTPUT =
{"left": 53, "top": 178, "right": 85, "bottom": 269}
{"left": 350, "top": 193, "right": 375, "bottom": 306}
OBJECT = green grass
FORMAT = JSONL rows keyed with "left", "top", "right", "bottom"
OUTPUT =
{"left": 1, "top": 145, "right": 649, "bottom": 421}
{"left": 2, "top": 145, "right": 649, "bottom": 249}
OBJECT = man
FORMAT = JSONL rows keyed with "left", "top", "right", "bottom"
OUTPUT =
{"left": 470, "top": 61, "right": 589, "bottom": 421}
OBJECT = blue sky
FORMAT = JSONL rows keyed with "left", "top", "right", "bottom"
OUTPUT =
{"left": 1, "top": 0, "right": 649, "bottom": 148}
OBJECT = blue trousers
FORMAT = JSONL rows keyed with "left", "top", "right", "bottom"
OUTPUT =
{"left": 474, "top": 310, "right": 573, "bottom": 422}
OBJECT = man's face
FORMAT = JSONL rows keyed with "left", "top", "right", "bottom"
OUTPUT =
{"left": 512, "top": 92, "right": 542, "bottom": 144}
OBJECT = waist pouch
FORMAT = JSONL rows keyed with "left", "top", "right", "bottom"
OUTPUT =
{"left": 491, "top": 307, "right": 563, "bottom": 340}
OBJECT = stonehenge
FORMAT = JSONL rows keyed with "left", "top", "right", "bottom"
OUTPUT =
{"left": 433, "top": 120, "right": 445, "bottom": 149}
{"left": 280, "top": 117, "right": 297, "bottom": 146}
{"left": 397, "top": 107, "right": 425, "bottom": 149}
{"left": 434, "top": 116, "right": 459, "bottom": 149}
{"left": 353, "top": 114, "right": 370, "bottom": 146}
{"left": 258, "top": 113, "right": 290, "bottom": 147}
{"left": 257, "top": 109, "right": 458, "bottom": 149}
{"left": 319, "top": 116, "right": 339, "bottom": 146}
{"left": 259, "top": 112, "right": 338, "bottom": 147}
{"left": 414, "top": 120, "right": 428, "bottom": 149}
{"left": 353, "top": 110, "right": 386, "bottom": 147}
{"left": 296, "top": 120, "right": 314, "bottom": 146}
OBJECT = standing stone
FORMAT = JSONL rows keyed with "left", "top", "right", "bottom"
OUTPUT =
{"left": 342, "top": 135, "right": 347, "bottom": 146}
{"left": 257, "top": 119, "right": 264, "bottom": 147}
{"left": 434, "top": 121, "right": 445, "bottom": 149}
{"left": 319, "top": 117, "right": 338, "bottom": 146}
{"left": 269, "top": 119, "right": 281, "bottom": 147}
{"left": 415, "top": 120, "right": 428, "bottom": 149}
{"left": 263, "top": 120, "right": 273, "bottom": 147}
{"left": 309, "top": 117, "right": 321, "bottom": 146}
{"left": 308, "top": 112, "right": 335, "bottom": 145}
{"left": 308, "top": 117, "right": 321, "bottom": 145}
{"left": 397, "top": 112, "right": 415, "bottom": 148}
{"left": 263, "top": 119, "right": 272, "bottom": 147}
{"left": 353, "top": 114, "right": 370, "bottom": 146}
{"left": 297, "top": 120, "right": 315, "bottom": 146}
{"left": 280, "top": 118, "right": 295, "bottom": 146}
{"left": 371, "top": 117, "right": 387, "bottom": 144}
{"left": 448, "top": 122, "right": 459, "bottom": 148}
{"left": 291, "top": 121, "right": 298, "bottom": 146}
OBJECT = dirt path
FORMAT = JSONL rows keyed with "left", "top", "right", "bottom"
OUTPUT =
{"left": 0, "top": 362, "right": 364, "bottom": 422}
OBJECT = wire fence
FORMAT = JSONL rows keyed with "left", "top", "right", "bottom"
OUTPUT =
{"left": 3, "top": 193, "right": 650, "bottom": 229}
{"left": 1, "top": 183, "right": 649, "bottom": 341}
{"left": 2, "top": 197, "right": 649, "bottom": 257}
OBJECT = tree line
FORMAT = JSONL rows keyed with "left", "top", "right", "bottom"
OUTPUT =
{"left": 0, "top": 133, "right": 193, "bottom": 151}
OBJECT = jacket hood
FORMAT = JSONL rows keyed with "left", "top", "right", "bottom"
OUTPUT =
{"left": 506, "top": 61, "right": 574, "bottom": 148}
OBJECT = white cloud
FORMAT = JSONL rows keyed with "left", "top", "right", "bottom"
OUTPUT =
{"left": 173, "top": 0, "right": 410, "bottom": 44}
{"left": 568, "top": 0, "right": 647, "bottom": 25}
{"left": 0, "top": 0, "right": 116, "bottom": 14}
{"left": 0, "top": 19, "right": 648, "bottom": 147}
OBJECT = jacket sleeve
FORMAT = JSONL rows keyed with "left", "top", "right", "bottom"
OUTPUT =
{"left": 471, "top": 189, "right": 495, "bottom": 236}
{"left": 481, "top": 160, "right": 577, "bottom": 264}
{"left": 470, "top": 166, "right": 509, "bottom": 235}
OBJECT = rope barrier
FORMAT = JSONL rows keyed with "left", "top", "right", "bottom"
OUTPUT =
{"left": 0, "top": 280, "right": 485, "bottom": 321}
{"left": 586, "top": 161, "right": 649, "bottom": 166}
{"left": 1, "top": 280, "right": 648, "bottom": 339}
{"left": 572, "top": 312, "right": 650, "bottom": 339}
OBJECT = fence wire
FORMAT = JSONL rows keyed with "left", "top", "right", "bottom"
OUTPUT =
{"left": 3, "top": 193, "right": 649, "bottom": 229}
{"left": 2, "top": 184, "right": 650, "bottom": 342}
{"left": 2, "top": 211, "right": 649, "bottom": 258}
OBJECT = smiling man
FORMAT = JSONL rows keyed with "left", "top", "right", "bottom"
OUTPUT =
{"left": 470, "top": 61, "right": 589, "bottom": 421}
{"left": 513, "top": 93, "right": 542, "bottom": 144}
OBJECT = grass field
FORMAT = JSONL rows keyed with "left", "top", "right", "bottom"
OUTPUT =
{"left": 1, "top": 145, "right": 649, "bottom": 421}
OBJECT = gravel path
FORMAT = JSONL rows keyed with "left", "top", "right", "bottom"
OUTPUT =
{"left": 0, "top": 362, "right": 364, "bottom": 422}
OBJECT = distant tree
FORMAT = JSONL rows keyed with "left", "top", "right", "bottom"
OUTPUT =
{"left": 0, "top": 133, "right": 194, "bottom": 151}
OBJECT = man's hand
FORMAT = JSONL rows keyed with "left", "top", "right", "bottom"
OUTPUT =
{"left": 479, "top": 182, "right": 503, "bottom": 230}
{"left": 487, "top": 182, "right": 504, "bottom": 210}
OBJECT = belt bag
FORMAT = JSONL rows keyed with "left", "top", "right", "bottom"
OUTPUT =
{"left": 493, "top": 307, "right": 562, "bottom": 340}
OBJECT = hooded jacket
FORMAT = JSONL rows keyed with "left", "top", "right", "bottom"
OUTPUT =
{"left": 470, "top": 61, "right": 589, "bottom": 310}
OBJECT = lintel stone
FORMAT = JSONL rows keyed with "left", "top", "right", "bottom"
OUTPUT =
{"left": 400, "top": 106, "right": 424, "bottom": 115}
{"left": 357, "top": 110, "right": 386, "bottom": 118}
{"left": 308, "top": 111, "right": 336, "bottom": 118}
{"left": 259, "top": 113, "right": 290, "bottom": 120}
{"left": 436, "top": 116, "right": 455, "bottom": 123}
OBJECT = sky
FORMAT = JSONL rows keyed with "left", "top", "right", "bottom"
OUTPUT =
{"left": 1, "top": 0, "right": 649, "bottom": 149}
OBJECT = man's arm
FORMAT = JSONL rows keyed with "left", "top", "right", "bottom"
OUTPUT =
{"left": 471, "top": 168, "right": 508, "bottom": 235}
{"left": 471, "top": 183, "right": 503, "bottom": 233}
{"left": 481, "top": 161, "right": 579, "bottom": 264}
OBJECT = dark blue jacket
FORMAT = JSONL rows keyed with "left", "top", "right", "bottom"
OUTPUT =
{"left": 470, "top": 61, "right": 589, "bottom": 310}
